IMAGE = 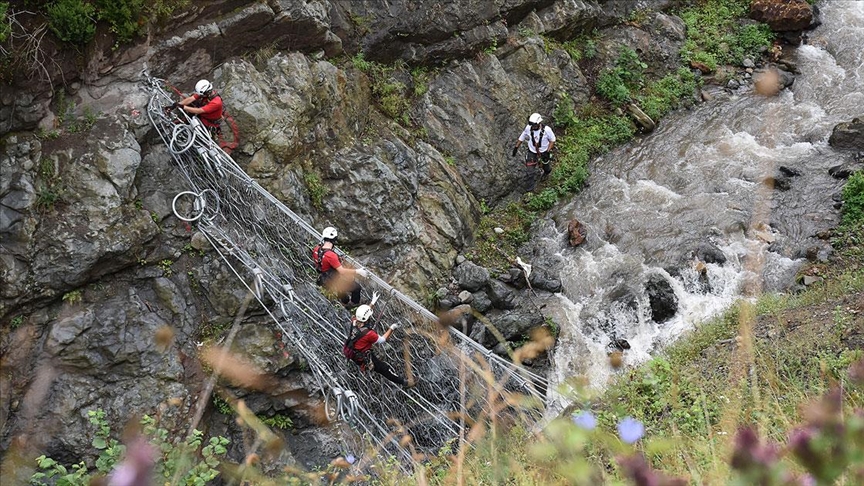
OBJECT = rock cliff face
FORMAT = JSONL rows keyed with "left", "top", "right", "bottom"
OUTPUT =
{"left": 1, "top": 0, "right": 687, "bottom": 471}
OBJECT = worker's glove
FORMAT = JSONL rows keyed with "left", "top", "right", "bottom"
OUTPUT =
{"left": 389, "top": 323, "right": 399, "bottom": 331}
{"left": 355, "top": 268, "right": 369, "bottom": 279}
{"left": 370, "top": 291, "right": 380, "bottom": 307}
{"left": 511, "top": 146, "right": 518, "bottom": 157}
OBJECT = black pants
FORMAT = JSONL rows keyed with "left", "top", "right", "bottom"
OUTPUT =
{"left": 369, "top": 354, "right": 406, "bottom": 386}
{"left": 320, "top": 273, "right": 362, "bottom": 308}
{"left": 339, "top": 281, "right": 362, "bottom": 308}
{"left": 526, "top": 151, "right": 552, "bottom": 175}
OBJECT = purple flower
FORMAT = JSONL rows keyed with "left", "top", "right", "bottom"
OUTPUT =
{"left": 346, "top": 454, "right": 356, "bottom": 464}
{"left": 617, "top": 417, "right": 645, "bottom": 444}
{"left": 730, "top": 427, "right": 779, "bottom": 472}
{"left": 571, "top": 411, "right": 597, "bottom": 431}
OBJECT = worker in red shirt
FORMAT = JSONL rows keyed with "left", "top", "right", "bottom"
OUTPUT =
{"left": 176, "top": 79, "right": 224, "bottom": 139}
{"left": 343, "top": 304, "right": 415, "bottom": 388}
{"left": 312, "top": 226, "right": 369, "bottom": 308}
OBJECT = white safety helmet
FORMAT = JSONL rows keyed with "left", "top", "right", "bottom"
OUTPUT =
{"left": 195, "top": 79, "right": 213, "bottom": 96}
{"left": 321, "top": 226, "right": 338, "bottom": 240}
{"left": 528, "top": 113, "right": 543, "bottom": 124}
{"left": 355, "top": 304, "right": 373, "bottom": 323}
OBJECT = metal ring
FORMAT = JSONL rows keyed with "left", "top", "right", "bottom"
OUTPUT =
{"left": 169, "top": 124, "right": 195, "bottom": 154}
{"left": 172, "top": 191, "right": 205, "bottom": 222}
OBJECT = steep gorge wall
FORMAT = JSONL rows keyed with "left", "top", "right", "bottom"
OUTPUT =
{"left": 1, "top": 0, "right": 684, "bottom": 472}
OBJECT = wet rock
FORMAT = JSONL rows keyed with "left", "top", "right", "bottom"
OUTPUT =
{"left": 727, "top": 79, "right": 741, "bottom": 90}
{"left": 627, "top": 104, "right": 656, "bottom": 133}
{"left": 529, "top": 270, "right": 563, "bottom": 293}
{"left": 764, "top": 175, "right": 792, "bottom": 191}
{"left": 749, "top": 0, "right": 814, "bottom": 32}
{"left": 829, "top": 117, "right": 864, "bottom": 152}
{"left": 695, "top": 242, "right": 727, "bottom": 265}
{"left": 778, "top": 166, "right": 801, "bottom": 177}
{"left": 828, "top": 162, "right": 862, "bottom": 179}
{"left": 777, "top": 68, "right": 796, "bottom": 88}
{"left": 608, "top": 339, "right": 631, "bottom": 352}
{"left": 775, "top": 58, "right": 800, "bottom": 74}
{"left": 486, "top": 309, "right": 544, "bottom": 343}
{"left": 567, "top": 219, "right": 587, "bottom": 246}
{"left": 645, "top": 274, "right": 678, "bottom": 323}
{"left": 454, "top": 261, "right": 489, "bottom": 292}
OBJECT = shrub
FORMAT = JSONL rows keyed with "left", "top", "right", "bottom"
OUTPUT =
{"left": 636, "top": 68, "right": 700, "bottom": 120}
{"left": 0, "top": 2, "right": 10, "bottom": 44}
{"left": 842, "top": 170, "right": 864, "bottom": 227}
{"left": 595, "top": 48, "right": 646, "bottom": 106}
{"left": 47, "top": 0, "right": 96, "bottom": 45}
{"left": 95, "top": 0, "right": 146, "bottom": 43}
{"left": 676, "top": 0, "right": 775, "bottom": 66}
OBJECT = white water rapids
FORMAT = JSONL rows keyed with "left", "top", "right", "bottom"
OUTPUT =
{"left": 545, "top": 1, "right": 864, "bottom": 413}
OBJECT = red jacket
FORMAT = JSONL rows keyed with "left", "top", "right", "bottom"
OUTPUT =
{"left": 192, "top": 94, "right": 223, "bottom": 127}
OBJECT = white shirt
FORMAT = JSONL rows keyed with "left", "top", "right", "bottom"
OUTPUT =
{"left": 518, "top": 125, "right": 556, "bottom": 153}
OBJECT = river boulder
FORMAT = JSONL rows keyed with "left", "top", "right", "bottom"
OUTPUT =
{"left": 749, "top": 0, "right": 815, "bottom": 32}
{"left": 829, "top": 117, "right": 864, "bottom": 151}
{"left": 645, "top": 274, "right": 678, "bottom": 323}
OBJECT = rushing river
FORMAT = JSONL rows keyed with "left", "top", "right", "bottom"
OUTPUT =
{"left": 544, "top": 1, "right": 864, "bottom": 410}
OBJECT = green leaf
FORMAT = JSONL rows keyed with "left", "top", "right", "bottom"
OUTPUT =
{"left": 92, "top": 437, "right": 107, "bottom": 449}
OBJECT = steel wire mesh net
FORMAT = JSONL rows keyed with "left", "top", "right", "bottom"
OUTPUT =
{"left": 144, "top": 75, "right": 548, "bottom": 464}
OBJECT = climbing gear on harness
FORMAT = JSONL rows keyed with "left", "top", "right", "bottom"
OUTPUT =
{"left": 313, "top": 245, "right": 336, "bottom": 286}
{"left": 343, "top": 327, "right": 372, "bottom": 365}
{"left": 355, "top": 305, "right": 373, "bottom": 323}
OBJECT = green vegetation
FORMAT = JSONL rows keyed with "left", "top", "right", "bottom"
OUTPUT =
{"left": 26, "top": 0, "right": 189, "bottom": 49}
{"left": 422, "top": 223, "right": 864, "bottom": 484}
{"left": 47, "top": 0, "right": 96, "bottom": 45}
{"left": 158, "top": 259, "right": 174, "bottom": 277}
{"left": 676, "top": 0, "right": 775, "bottom": 69}
{"left": 464, "top": 201, "right": 534, "bottom": 270}
{"left": 595, "top": 47, "right": 647, "bottom": 105}
{"left": 841, "top": 170, "right": 864, "bottom": 227}
{"left": 10, "top": 315, "right": 24, "bottom": 329}
{"left": 31, "top": 410, "right": 229, "bottom": 486}
{"left": 62, "top": 289, "right": 82, "bottom": 305}
{"left": 350, "top": 53, "right": 419, "bottom": 126}
{"left": 301, "top": 160, "right": 327, "bottom": 209}
{"left": 0, "top": 2, "right": 10, "bottom": 44}
{"left": 94, "top": 0, "right": 145, "bottom": 44}
{"left": 636, "top": 67, "right": 700, "bottom": 121}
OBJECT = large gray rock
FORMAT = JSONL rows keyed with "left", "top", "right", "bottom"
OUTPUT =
{"left": 454, "top": 260, "right": 490, "bottom": 292}
{"left": 486, "top": 309, "right": 545, "bottom": 343}
{"left": 645, "top": 273, "right": 678, "bottom": 323}
{"left": 829, "top": 117, "right": 864, "bottom": 151}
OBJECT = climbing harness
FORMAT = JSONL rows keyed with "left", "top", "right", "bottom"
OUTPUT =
{"left": 343, "top": 326, "right": 372, "bottom": 366}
